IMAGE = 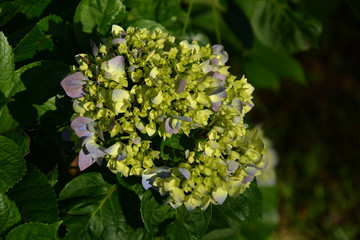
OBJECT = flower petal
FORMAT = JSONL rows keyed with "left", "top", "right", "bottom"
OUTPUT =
{"left": 61, "top": 72, "right": 88, "bottom": 98}
{"left": 212, "top": 187, "right": 228, "bottom": 205}
{"left": 71, "top": 116, "right": 95, "bottom": 138}
{"left": 176, "top": 79, "right": 187, "bottom": 93}
{"left": 178, "top": 168, "right": 190, "bottom": 180}
{"left": 90, "top": 39, "right": 98, "bottom": 57}
{"left": 78, "top": 149, "right": 95, "bottom": 171}
{"left": 85, "top": 141, "right": 106, "bottom": 158}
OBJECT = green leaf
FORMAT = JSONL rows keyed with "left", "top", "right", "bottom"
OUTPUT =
{"left": 1, "top": 130, "right": 30, "bottom": 156}
{"left": 160, "top": 134, "right": 195, "bottom": 165}
{"left": 5, "top": 222, "right": 61, "bottom": 240}
{"left": 0, "top": 2, "right": 18, "bottom": 27}
{"left": 243, "top": 60, "right": 280, "bottom": 90}
{"left": 129, "top": 20, "right": 167, "bottom": 32}
{"left": 211, "top": 181, "right": 262, "bottom": 227}
{"left": 0, "top": 135, "right": 26, "bottom": 193}
{"left": 74, "top": 0, "right": 127, "bottom": 36}
{"left": 248, "top": 41, "right": 306, "bottom": 84}
{"left": 15, "top": 0, "right": 52, "bottom": 19}
{"left": 170, "top": 205, "right": 212, "bottom": 240}
{"left": 0, "top": 193, "right": 20, "bottom": 236}
{"left": 7, "top": 165, "right": 59, "bottom": 224}
{"left": 13, "top": 15, "right": 63, "bottom": 62}
{"left": 117, "top": 174, "right": 144, "bottom": 196}
{"left": 140, "top": 190, "right": 175, "bottom": 236}
{"left": 46, "top": 166, "right": 58, "bottom": 188}
{"left": 0, "top": 32, "right": 15, "bottom": 98}
{"left": 237, "top": 0, "right": 322, "bottom": 53}
{"left": 59, "top": 172, "right": 139, "bottom": 240}
{"left": 33, "top": 95, "right": 58, "bottom": 122}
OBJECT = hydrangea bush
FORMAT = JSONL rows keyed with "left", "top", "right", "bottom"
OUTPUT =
{"left": 61, "top": 25, "right": 268, "bottom": 211}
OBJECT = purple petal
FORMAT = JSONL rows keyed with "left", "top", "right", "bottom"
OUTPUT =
{"left": 61, "top": 72, "right": 88, "bottom": 98}
{"left": 71, "top": 116, "right": 95, "bottom": 138}
{"left": 212, "top": 72, "right": 226, "bottom": 84}
{"left": 112, "top": 38, "right": 126, "bottom": 45}
{"left": 179, "top": 168, "right": 190, "bottom": 180}
{"left": 165, "top": 118, "right": 174, "bottom": 134}
{"left": 213, "top": 45, "right": 229, "bottom": 64}
{"left": 209, "top": 86, "right": 227, "bottom": 96}
{"left": 174, "top": 116, "right": 193, "bottom": 122}
{"left": 90, "top": 39, "right": 98, "bottom": 57}
{"left": 201, "top": 59, "right": 214, "bottom": 74}
{"left": 85, "top": 141, "right": 106, "bottom": 158}
{"left": 176, "top": 79, "right": 187, "bottom": 93}
{"left": 231, "top": 99, "right": 243, "bottom": 113}
{"left": 211, "top": 100, "right": 222, "bottom": 112}
{"left": 78, "top": 149, "right": 95, "bottom": 171}
{"left": 132, "top": 137, "right": 141, "bottom": 145}
{"left": 212, "top": 57, "right": 219, "bottom": 69}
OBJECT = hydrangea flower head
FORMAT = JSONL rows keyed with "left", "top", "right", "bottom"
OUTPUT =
{"left": 61, "top": 25, "right": 267, "bottom": 211}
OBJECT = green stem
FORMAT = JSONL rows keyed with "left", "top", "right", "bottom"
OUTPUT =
{"left": 212, "top": 0, "right": 221, "bottom": 44}
{"left": 182, "top": 0, "right": 194, "bottom": 36}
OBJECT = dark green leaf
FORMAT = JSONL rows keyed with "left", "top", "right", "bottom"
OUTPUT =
{"left": 59, "top": 172, "right": 139, "bottom": 240}
{"left": 13, "top": 15, "right": 62, "bottom": 62}
{"left": 247, "top": 41, "right": 306, "bottom": 84}
{"left": 7, "top": 165, "right": 59, "bottom": 224}
{"left": 140, "top": 190, "right": 175, "bottom": 236}
{"left": 117, "top": 174, "right": 144, "bottom": 196}
{"left": 0, "top": 2, "right": 18, "bottom": 27}
{"left": 237, "top": 0, "right": 322, "bottom": 53}
{"left": 129, "top": 20, "right": 167, "bottom": 32}
{"left": 0, "top": 32, "right": 15, "bottom": 98}
{"left": 74, "top": 0, "right": 127, "bottom": 36}
{"left": 33, "top": 95, "right": 58, "bottom": 122}
{"left": 1, "top": 130, "right": 30, "bottom": 156}
{"left": 0, "top": 135, "right": 26, "bottom": 192}
{"left": 0, "top": 193, "right": 20, "bottom": 236}
{"left": 15, "top": 0, "right": 52, "bottom": 19}
{"left": 170, "top": 205, "right": 212, "bottom": 240}
{"left": 46, "top": 166, "right": 58, "bottom": 188}
{"left": 160, "top": 134, "right": 195, "bottom": 165}
{"left": 5, "top": 222, "right": 61, "bottom": 240}
{"left": 243, "top": 60, "right": 280, "bottom": 90}
{"left": 211, "top": 181, "right": 262, "bottom": 227}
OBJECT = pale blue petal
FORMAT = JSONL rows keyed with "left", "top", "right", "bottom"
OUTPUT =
{"left": 61, "top": 72, "right": 88, "bottom": 98}
{"left": 71, "top": 116, "right": 95, "bottom": 138}
{"left": 78, "top": 149, "right": 95, "bottom": 171}
{"left": 178, "top": 168, "right": 190, "bottom": 180}
{"left": 85, "top": 141, "right": 106, "bottom": 158}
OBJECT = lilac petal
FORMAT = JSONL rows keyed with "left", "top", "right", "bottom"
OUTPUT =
{"left": 242, "top": 174, "right": 255, "bottom": 184}
{"left": 213, "top": 45, "right": 229, "bottom": 64}
{"left": 165, "top": 118, "right": 174, "bottom": 134}
{"left": 212, "top": 72, "right": 226, "bottom": 84}
{"left": 132, "top": 137, "right": 141, "bottom": 145}
{"left": 90, "top": 39, "right": 98, "bottom": 57}
{"left": 243, "top": 101, "right": 254, "bottom": 108}
{"left": 71, "top": 116, "right": 95, "bottom": 138}
{"left": 176, "top": 79, "right": 187, "bottom": 93}
{"left": 112, "top": 38, "right": 126, "bottom": 45}
{"left": 174, "top": 116, "right": 193, "bottom": 122}
{"left": 179, "top": 168, "right": 190, "bottom": 180}
{"left": 109, "top": 117, "right": 116, "bottom": 131}
{"left": 211, "top": 100, "right": 222, "bottom": 112}
{"left": 78, "top": 149, "right": 95, "bottom": 171}
{"left": 60, "top": 72, "right": 88, "bottom": 98}
{"left": 212, "top": 57, "right": 219, "bottom": 69}
{"left": 85, "top": 141, "right": 106, "bottom": 158}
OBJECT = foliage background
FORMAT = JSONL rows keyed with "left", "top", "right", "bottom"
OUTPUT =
{"left": 0, "top": 0, "right": 359, "bottom": 239}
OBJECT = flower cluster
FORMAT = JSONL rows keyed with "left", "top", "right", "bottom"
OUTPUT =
{"left": 61, "top": 25, "right": 267, "bottom": 211}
